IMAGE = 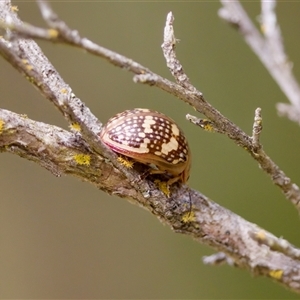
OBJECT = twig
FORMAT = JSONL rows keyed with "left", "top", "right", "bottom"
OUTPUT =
{"left": 161, "top": 12, "right": 196, "bottom": 92}
{"left": 251, "top": 107, "right": 263, "bottom": 150}
{"left": 186, "top": 114, "right": 225, "bottom": 134}
{"left": 261, "top": 0, "right": 287, "bottom": 65}
{"left": 219, "top": 0, "right": 300, "bottom": 125}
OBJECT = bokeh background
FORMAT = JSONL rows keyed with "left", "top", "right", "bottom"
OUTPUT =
{"left": 1, "top": 1, "right": 300, "bottom": 298}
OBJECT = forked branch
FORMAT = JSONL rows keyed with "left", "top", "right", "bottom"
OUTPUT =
{"left": 1, "top": 0, "right": 300, "bottom": 293}
{"left": 219, "top": 0, "right": 300, "bottom": 124}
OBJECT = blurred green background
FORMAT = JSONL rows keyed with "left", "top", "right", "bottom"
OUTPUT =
{"left": 1, "top": 1, "right": 300, "bottom": 298}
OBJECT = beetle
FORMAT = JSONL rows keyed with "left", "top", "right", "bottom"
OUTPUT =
{"left": 100, "top": 108, "right": 191, "bottom": 185}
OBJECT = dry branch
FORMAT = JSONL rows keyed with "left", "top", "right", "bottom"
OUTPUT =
{"left": 1, "top": 0, "right": 300, "bottom": 293}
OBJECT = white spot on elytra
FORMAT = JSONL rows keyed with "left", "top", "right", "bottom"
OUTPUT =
{"left": 161, "top": 137, "right": 178, "bottom": 155}
{"left": 137, "top": 138, "right": 151, "bottom": 153}
{"left": 142, "top": 116, "right": 155, "bottom": 133}
{"left": 171, "top": 124, "right": 179, "bottom": 136}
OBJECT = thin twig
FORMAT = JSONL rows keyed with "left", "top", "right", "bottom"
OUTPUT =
{"left": 161, "top": 12, "right": 196, "bottom": 92}
{"left": 186, "top": 114, "right": 224, "bottom": 134}
{"left": 251, "top": 107, "right": 263, "bottom": 150}
{"left": 219, "top": 0, "right": 300, "bottom": 124}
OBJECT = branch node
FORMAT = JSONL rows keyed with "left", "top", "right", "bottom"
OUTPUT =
{"left": 186, "top": 114, "right": 224, "bottom": 134}
{"left": 203, "top": 252, "right": 234, "bottom": 266}
{"left": 133, "top": 73, "right": 158, "bottom": 85}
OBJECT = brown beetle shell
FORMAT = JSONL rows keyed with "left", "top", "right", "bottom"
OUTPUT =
{"left": 100, "top": 108, "right": 191, "bottom": 184}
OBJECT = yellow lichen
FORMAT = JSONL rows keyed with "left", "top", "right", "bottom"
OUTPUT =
{"left": 255, "top": 230, "right": 266, "bottom": 241}
{"left": 117, "top": 156, "right": 134, "bottom": 169}
{"left": 260, "top": 24, "right": 266, "bottom": 34}
{"left": 69, "top": 123, "right": 81, "bottom": 132}
{"left": 11, "top": 5, "right": 19, "bottom": 12}
{"left": 60, "top": 88, "right": 68, "bottom": 94}
{"left": 269, "top": 269, "right": 283, "bottom": 280}
{"left": 204, "top": 124, "right": 214, "bottom": 132}
{"left": 48, "top": 29, "right": 59, "bottom": 39}
{"left": 73, "top": 154, "right": 91, "bottom": 166}
{"left": 201, "top": 120, "right": 215, "bottom": 132}
{"left": 154, "top": 179, "right": 170, "bottom": 198}
{"left": 0, "top": 119, "right": 5, "bottom": 133}
{"left": 181, "top": 211, "right": 196, "bottom": 223}
{"left": 21, "top": 59, "right": 33, "bottom": 71}
{"left": 26, "top": 64, "right": 34, "bottom": 71}
{"left": 26, "top": 76, "right": 36, "bottom": 84}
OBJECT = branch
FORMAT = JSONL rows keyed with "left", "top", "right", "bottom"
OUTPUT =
{"left": 219, "top": 0, "right": 300, "bottom": 124}
{"left": 2, "top": 110, "right": 300, "bottom": 293}
{"left": 1, "top": 0, "right": 300, "bottom": 292}
{"left": 0, "top": 109, "right": 115, "bottom": 190}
